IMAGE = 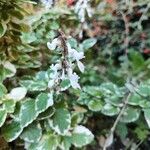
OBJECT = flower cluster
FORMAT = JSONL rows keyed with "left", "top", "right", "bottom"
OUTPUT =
{"left": 47, "top": 32, "right": 85, "bottom": 90}
{"left": 74, "top": 0, "right": 92, "bottom": 22}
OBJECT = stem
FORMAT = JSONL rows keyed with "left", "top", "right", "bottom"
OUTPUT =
{"left": 121, "top": 11, "right": 130, "bottom": 54}
{"left": 103, "top": 92, "right": 131, "bottom": 150}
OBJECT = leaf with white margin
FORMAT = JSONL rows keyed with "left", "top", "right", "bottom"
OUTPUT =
{"left": 2, "top": 120, "right": 23, "bottom": 142}
{"left": 128, "top": 94, "right": 143, "bottom": 106}
{"left": 59, "top": 136, "right": 72, "bottom": 150}
{"left": 88, "top": 100, "right": 103, "bottom": 112}
{"left": 60, "top": 79, "right": 70, "bottom": 91}
{"left": 82, "top": 38, "right": 97, "bottom": 50}
{"left": 20, "top": 80, "right": 47, "bottom": 91}
{"left": 38, "top": 107, "right": 55, "bottom": 120}
{"left": 35, "top": 92, "right": 53, "bottom": 113}
{"left": 3, "top": 99, "right": 16, "bottom": 113}
{"left": 71, "top": 125, "right": 94, "bottom": 147}
{"left": 101, "top": 103, "right": 120, "bottom": 116}
{"left": 0, "top": 83, "right": 7, "bottom": 98}
{"left": 143, "top": 109, "right": 150, "bottom": 128}
{"left": 27, "top": 134, "right": 59, "bottom": 150}
{"left": 19, "top": 99, "right": 37, "bottom": 127}
{"left": 49, "top": 108, "right": 71, "bottom": 135}
{"left": 3, "top": 61, "right": 16, "bottom": 78}
{"left": 120, "top": 107, "right": 140, "bottom": 123}
{"left": 20, "top": 122, "right": 42, "bottom": 143}
{"left": 8, "top": 87, "right": 27, "bottom": 101}
{"left": 0, "top": 108, "right": 7, "bottom": 127}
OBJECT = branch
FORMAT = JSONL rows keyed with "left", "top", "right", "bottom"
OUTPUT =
{"left": 103, "top": 92, "right": 131, "bottom": 150}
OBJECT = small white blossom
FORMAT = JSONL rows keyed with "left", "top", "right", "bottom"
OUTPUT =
{"left": 48, "top": 79, "right": 55, "bottom": 88}
{"left": 77, "top": 60, "right": 85, "bottom": 73}
{"left": 47, "top": 38, "right": 60, "bottom": 50}
{"left": 69, "top": 73, "right": 81, "bottom": 89}
{"left": 74, "top": 0, "right": 92, "bottom": 22}
{"left": 40, "top": 0, "right": 53, "bottom": 9}
{"left": 47, "top": 35, "right": 85, "bottom": 90}
{"left": 67, "top": 43, "right": 85, "bottom": 72}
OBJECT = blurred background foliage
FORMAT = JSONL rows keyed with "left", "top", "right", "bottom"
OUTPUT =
{"left": 0, "top": 0, "right": 150, "bottom": 149}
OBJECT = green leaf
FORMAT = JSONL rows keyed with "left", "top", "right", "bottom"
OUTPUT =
{"left": 35, "top": 92, "right": 53, "bottom": 113}
{"left": 82, "top": 38, "right": 97, "bottom": 50}
{"left": 105, "top": 95, "right": 123, "bottom": 107}
{"left": 38, "top": 107, "right": 55, "bottom": 120}
{"left": 68, "top": 38, "right": 78, "bottom": 48}
{"left": 77, "top": 93, "right": 91, "bottom": 105}
{"left": 27, "top": 134, "right": 59, "bottom": 150}
{"left": 49, "top": 108, "right": 71, "bottom": 135}
{"left": 128, "top": 94, "right": 143, "bottom": 106}
{"left": 129, "top": 51, "right": 145, "bottom": 71}
{"left": 2, "top": 120, "right": 23, "bottom": 142}
{"left": 0, "top": 83, "right": 7, "bottom": 98}
{"left": 60, "top": 79, "right": 70, "bottom": 91}
{"left": 20, "top": 80, "right": 47, "bottom": 91}
{"left": 143, "top": 109, "right": 150, "bottom": 128}
{"left": 60, "top": 136, "right": 72, "bottom": 150}
{"left": 0, "top": 108, "right": 7, "bottom": 127}
{"left": 120, "top": 107, "right": 140, "bottom": 123}
{"left": 101, "top": 103, "right": 120, "bottom": 116}
{"left": 71, "top": 125, "right": 94, "bottom": 147}
{"left": 88, "top": 100, "right": 103, "bottom": 111}
{"left": 116, "top": 123, "right": 128, "bottom": 140}
{"left": 138, "top": 84, "right": 150, "bottom": 97}
{"left": 0, "top": 22, "right": 7, "bottom": 37}
{"left": 20, "top": 122, "right": 42, "bottom": 143}
{"left": 19, "top": 99, "right": 37, "bottom": 127}
{"left": 3, "top": 99, "right": 16, "bottom": 113}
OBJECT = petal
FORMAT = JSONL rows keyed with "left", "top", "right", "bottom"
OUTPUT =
{"left": 47, "top": 38, "right": 59, "bottom": 50}
{"left": 69, "top": 73, "right": 81, "bottom": 89}
{"left": 77, "top": 61, "right": 85, "bottom": 73}
{"left": 48, "top": 80, "right": 55, "bottom": 88}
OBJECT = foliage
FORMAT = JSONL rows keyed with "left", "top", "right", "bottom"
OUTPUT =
{"left": 0, "top": 0, "right": 150, "bottom": 149}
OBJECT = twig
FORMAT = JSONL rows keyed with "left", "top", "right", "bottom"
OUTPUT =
{"left": 103, "top": 92, "right": 131, "bottom": 150}
{"left": 121, "top": 11, "right": 130, "bottom": 54}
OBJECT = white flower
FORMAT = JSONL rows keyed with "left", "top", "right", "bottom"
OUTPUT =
{"left": 40, "top": 0, "right": 53, "bottom": 8}
{"left": 77, "top": 60, "right": 85, "bottom": 73}
{"left": 47, "top": 38, "right": 60, "bottom": 50}
{"left": 74, "top": 0, "right": 92, "bottom": 22}
{"left": 8, "top": 87, "right": 27, "bottom": 101}
{"left": 49, "top": 63, "right": 61, "bottom": 79}
{"left": 69, "top": 73, "right": 81, "bottom": 89}
{"left": 67, "top": 43, "right": 85, "bottom": 72}
{"left": 48, "top": 79, "right": 55, "bottom": 88}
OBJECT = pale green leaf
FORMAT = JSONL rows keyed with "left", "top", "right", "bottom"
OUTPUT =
{"left": 20, "top": 122, "right": 42, "bottom": 143}
{"left": 120, "top": 107, "right": 140, "bottom": 123}
{"left": 49, "top": 108, "right": 71, "bottom": 135}
{"left": 101, "top": 103, "right": 120, "bottom": 116}
{"left": 71, "top": 125, "right": 94, "bottom": 147}
{"left": 88, "top": 100, "right": 103, "bottom": 111}
{"left": 2, "top": 121, "right": 23, "bottom": 142}
{"left": 35, "top": 92, "right": 53, "bottom": 113}
{"left": 0, "top": 108, "right": 7, "bottom": 127}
